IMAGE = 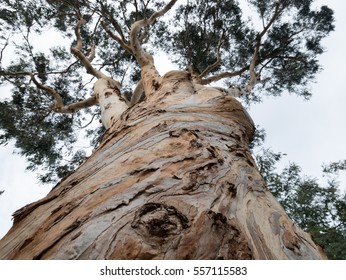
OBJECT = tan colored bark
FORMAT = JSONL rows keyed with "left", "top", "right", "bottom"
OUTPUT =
{"left": 0, "top": 70, "right": 326, "bottom": 259}
{"left": 94, "top": 78, "right": 129, "bottom": 130}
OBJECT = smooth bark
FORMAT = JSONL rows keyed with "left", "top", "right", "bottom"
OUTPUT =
{"left": 94, "top": 78, "right": 128, "bottom": 129}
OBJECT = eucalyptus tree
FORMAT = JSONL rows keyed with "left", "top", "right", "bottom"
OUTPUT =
{"left": 0, "top": 0, "right": 334, "bottom": 259}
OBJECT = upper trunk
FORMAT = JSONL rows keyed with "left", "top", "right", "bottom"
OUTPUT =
{"left": 0, "top": 71, "right": 326, "bottom": 259}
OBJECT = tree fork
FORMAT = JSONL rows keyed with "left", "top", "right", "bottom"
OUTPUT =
{"left": 0, "top": 71, "right": 326, "bottom": 259}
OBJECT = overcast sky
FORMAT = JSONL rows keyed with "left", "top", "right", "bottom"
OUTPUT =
{"left": 1, "top": 0, "right": 345, "bottom": 238}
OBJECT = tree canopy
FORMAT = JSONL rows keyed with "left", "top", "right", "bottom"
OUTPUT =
{"left": 0, "top": 0, "right": 334, "bottom": 182}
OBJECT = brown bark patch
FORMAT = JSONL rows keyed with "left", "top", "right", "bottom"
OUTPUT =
{"left": 282, "top": 230, "right": 300, "bottom": 252}
{"left": 177, "top": 210, "right": 253, "bottom": 259}
{"left": 132, "top": 203, "right": 189, "bottom": 239}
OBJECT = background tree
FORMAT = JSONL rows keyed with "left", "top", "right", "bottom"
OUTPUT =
{"left": 252, "top": 129, "right": 346, "bottom": 259}
{"left": 0, "top": 0, "right": 335, "bottom": 259}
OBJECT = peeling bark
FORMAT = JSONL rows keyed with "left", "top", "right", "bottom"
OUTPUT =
{"left": 0, "top": 71, "right": 326, "bottom": 259}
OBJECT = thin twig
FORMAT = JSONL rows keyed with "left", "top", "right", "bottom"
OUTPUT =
{"left": 0, "top": 37, "right": 10, "bottom": 64}
{"left": 79, "top": 112, "right": 97, "bottom": 129}
{"left": 44, "top": 60, "right": 79, "bottom": 75}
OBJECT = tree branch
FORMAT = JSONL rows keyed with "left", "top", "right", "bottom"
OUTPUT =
{"left": 70, "top": 17, "right": 109, "bottom": 81}
{"left": 258, "top": 1, "right": 283, "bottom": 39}
{"left": 1, "top": 70, "right": 64, "bottom": 109}
{"left": 58, "top": 95, "right": 98, "bottom": 113}
{"left": 87, "top": 43, "right": 96, "bottom": 62}
{"left": 0, "top": 38, "right": 10, "bottom": 64}
{"left": 108, "top": 13, "right": 127, "bottom": 43}
{"left": 45, "top": 60, "right": 80, "bottom": 76}
{"left": 200, "top": 65, "right": 249, "bottom": 85}
{"left": 203, "top": 2, "right": 284, "bottom": 95}
{"left": 129, "top": 79, "right": 144, "bottom": 106}
{"left": 100, "top": 21, "right": 133, "bottom": 54}
{"left": 199, "top": 31, "right": 224, "bottom": 78}
{"left": 0, "top": 70, "right": 98, "bottom": 113}
{"left": 130, "top": 0, "right": 178, "bottom": 66}
{"left": 244, "top": 2, "right": 283, "bottom": 93}
{"left": 1, "top": 9, "right": 128, "bottom": 117}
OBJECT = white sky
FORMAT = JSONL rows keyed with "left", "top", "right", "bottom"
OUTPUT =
{"left": 0, "top": 0, "right": 345, "bottom": 238}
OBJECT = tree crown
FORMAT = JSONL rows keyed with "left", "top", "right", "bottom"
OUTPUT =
{"left": 0, "top": 0, "right": 334, "bottom": 182}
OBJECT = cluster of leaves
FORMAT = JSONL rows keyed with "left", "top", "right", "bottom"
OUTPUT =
{"left": 155, "top": 0, "right": 334, "bottom": 100}
{"left": 0, "top": 84, "right": 86, "bottom": 183}
{"left": 255, "top": 2, "right": 334, "bottom": 98}
{"left": 252, "top": 128, "right": 346, "bottom": 259}
{"left": 158, "top": 0, "right": 252, "bottom": 73}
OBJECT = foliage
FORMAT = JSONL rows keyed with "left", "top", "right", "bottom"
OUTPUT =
{"left": 0, "top": 0, "right": 334, "bottom": 183}
{"left": 252, "top": 129, "right": 346, "bottom": 259}
{"left": 156, "top": 0, "right": 334, "bottom": 99}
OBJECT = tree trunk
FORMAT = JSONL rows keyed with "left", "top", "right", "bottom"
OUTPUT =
{"left": 0, "top": 71, "right": 326, "bottom": 259}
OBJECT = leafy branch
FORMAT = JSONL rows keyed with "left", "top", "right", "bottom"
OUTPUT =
{"left": 201, "top": 1, "right": 284, "bottom": 96}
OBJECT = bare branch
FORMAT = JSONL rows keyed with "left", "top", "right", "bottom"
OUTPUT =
{"left": 87, "top": 43, "right": 96, "bottom": 62}
{"left": 204, "top": 2, "right": 283, "bottom": 94}
{"left": 133, "top": 0, "right": 139, "bottom": 20}
{"left": 57, "top": 95, "right": 98, "bottom": 113}
{"left": 129, "top": 79, "right": 144, "bottom": 106}
{"left": 70, "top": 17, "right": 108, "bottom": 80}
{"left": 258, "top": 2, "right": 283, "bottom": 39}
{"left": 258, "top": 57, "right": 275, "bottom": 77}
{"left": 130, "top": 0, "right": 178, "bottom": 66}
{"left": 32, "top": 59, "right": 79, "bottom": 78}
{"left": 1, "top": 70, "right": 64, "bottom": 109}
{"left": 0, "top": 38, "right": 10, "bottom": 64}
{"left": 108, "top": 14, "right": 127, "bottom": 43}
{"left": 27, "top": 73, "right": 70, "bottom": 111}
{"left": 79, "top": 112, "right": 98, "bottom": 129}
{"left": 100, "top": 21, "right": 133, "bottom": 54}
{"left": 200, "top": 65, "right": 249, "bottom": 85}
{"left": 246, "top": 42, "right": 260, "bottom": 92}
{"left": 0, "top": 70, "right": 97, "bottom": 113}
{"left": 98, "top": 1, "right": 128, "bottom": 43}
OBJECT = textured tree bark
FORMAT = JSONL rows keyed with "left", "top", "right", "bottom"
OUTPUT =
{"left": 0, "top": 71, "right": 326, "bottom": 259}
{"left": 93, "top": 77, "right": 128, "bottom": 130}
